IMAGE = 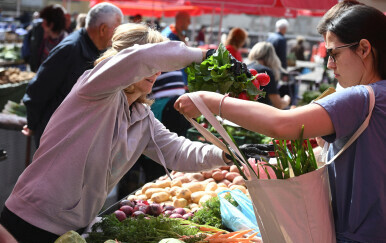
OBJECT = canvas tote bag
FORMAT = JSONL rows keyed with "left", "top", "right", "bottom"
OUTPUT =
{"left": 184, "top": 85, "right": 375, "bottom": 243}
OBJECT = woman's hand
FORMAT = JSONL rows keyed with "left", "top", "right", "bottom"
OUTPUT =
{"left": 21, "top": 125, "right": 34, "bottom": 137}
{"left": 174, "top": 93, "right": 202, "bottom": 118}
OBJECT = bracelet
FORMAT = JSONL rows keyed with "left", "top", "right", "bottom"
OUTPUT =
{"left": 218, "top": 94, "right": 228, "bottom": 118}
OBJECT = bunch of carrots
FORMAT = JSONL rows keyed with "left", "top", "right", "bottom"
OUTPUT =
{"left": 200, "top": 229, "right": 261, "bottom": 243}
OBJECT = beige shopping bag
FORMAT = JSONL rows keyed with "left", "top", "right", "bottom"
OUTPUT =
{"left": 184, "top": 85, "right": 374, "bottom": 243}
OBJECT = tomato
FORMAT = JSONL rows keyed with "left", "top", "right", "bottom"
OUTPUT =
{"left": 256, "top": 73, "right": 270, "bottom": 86}
{"left": 249, "top": 69, "right": 258, "bottom": 76}
{"left": 252, "top": 79, "right": 260, "bottom": 90}
{"left": 237, "top": 91, "right": 249, "bottom": 100}
{"left": 200, "top": 122, "right": 209, "bottom": 128}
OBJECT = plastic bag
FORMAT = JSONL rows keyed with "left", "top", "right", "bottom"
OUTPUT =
{"left": 218, "top": 190, "right": 260, "bottom": 237}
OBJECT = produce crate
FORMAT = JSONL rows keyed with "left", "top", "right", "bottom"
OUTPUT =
{"left": 0, "top": 80, "right": 29, "bottom": 111}
{"left": 186, "top": 127, "right": 246, "bottom": 145}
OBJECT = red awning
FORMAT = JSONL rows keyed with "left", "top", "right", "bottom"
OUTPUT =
{"left": 90, "top": 0, "right": 202, "bottom": 17}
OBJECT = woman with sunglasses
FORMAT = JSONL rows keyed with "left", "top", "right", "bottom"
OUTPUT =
{"left": 175, "top": 1, "right": 386, "bottom": 242}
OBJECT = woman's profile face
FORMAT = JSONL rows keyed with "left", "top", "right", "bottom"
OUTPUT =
{"left": 133, "top": 71, "right": 162, "bottom": 95}
{"left": 325, "top": 31, "right": 364, "bottom": 88}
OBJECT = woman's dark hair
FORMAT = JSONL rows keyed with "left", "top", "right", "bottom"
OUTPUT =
{"left": 317, "top": 0, "right": 386, "bottom": 79}
{"left": 39, "top": 4, "right": 66, "bottom": 34}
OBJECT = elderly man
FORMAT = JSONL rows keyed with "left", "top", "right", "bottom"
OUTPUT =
{"left": 161, "top": 11, "right": 191, "bottom": 43}
{"left": 267, "top": 18, "right": 289, "bottom": 69}
{"left": 22, "top": 2, "right": 123, "bottom": 148}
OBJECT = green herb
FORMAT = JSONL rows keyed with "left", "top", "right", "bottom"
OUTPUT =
{"left": 264, "top": 125, "right": 318, "bottom": 179}
{"left": 191, "top": 193, "right": 238, "bottom": 229}
{"left": 86, "top": 215, "right": 200, "bottom": 243}
{"left": 185, "top": 43, "right": 265, "bottom": 100}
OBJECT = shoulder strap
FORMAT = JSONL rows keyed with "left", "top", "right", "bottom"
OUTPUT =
{"left": 326, "top": 85, "right": 375, "bottom": 164}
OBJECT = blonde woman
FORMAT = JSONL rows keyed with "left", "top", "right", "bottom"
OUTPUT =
{"left": 225, "top": 27, "right": 248, "bottom": 61}
{"left": 0, "top": 23, "right": 231, "bottom": 242}
{"left": 248, "top": 41, "right": 290, "bottom": 109}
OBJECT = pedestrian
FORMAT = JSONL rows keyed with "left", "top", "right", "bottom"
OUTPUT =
{"left": 22, "top": 2, "right": 123, "bottom": 148}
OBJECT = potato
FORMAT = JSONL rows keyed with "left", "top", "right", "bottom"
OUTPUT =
{"left": 158, "top": 175, "right": 168, "bottom": 181}
{"left": 176, "top": 188, "right": 192, "bottom": 200}
{"left": 230, "top": 185, "right": 247, "bottom": 194}
{"left": 204, "top": 178, "right": 216, "bottom": 184}
{"left": 225, "top": 172, "right": 240, "bottom": 182}
{"left": 199, "top": 194, "right": 215, "bottom": 206}
{"left": 182, "top": 182, "right": 205, "bottom": 193}
{"left": 212, "top": 171, "right": 225, "bottom": 181}
{"left": 191, "top": 191, "right": 217, "bottom": 203}
{"left": 188, "top": 203, "right": 199, "bottom": 209}
{"left": 162, "top": 200, "right": 173, "bottom": 206}
{"left": 127, "top": 195, "right": 137, "bottom": 201}
{"left": 201, "top": 170, "right": 212, "bottom": 179}
{"left": 156, "top": 180, "right": 171, "bottom": 188}
{"left": 233, "top": 176, "right": 246, "bottom": 186}
{"left": 229, "top": 165, "right": 239, "bottom": 173}
{"left": 178, "top": 176, "right": 191, "bottom": 184}
{"left": 137, "top": 194, "right": 148, "bottom": 200}
{"left": 219, "top": 179, "right": 231, "bottom": 187}
{"left": 186, "top": 173, "right": 205, "bottom": 182}
{"left": 135, "top": 190, "right": 143, "bottom": 196}
{"left": 169, "top": 186, "right": 181, "bottom": 196}
{"left": 205, "top": 182, "right": 218, "bottom": 192}
{"left": 221, "top": 170, "right": 228, "bottom": 177}
{"left": 220, "top": 166, "right": 231, "bottom": 171}
{"left": 145, "top": 188, "right": 167, "bottom": 198}
{"left": 171, "top": 179, "right": 182, "bottom": 187}
{"left": 215, "top": 187, "right": 228, "bottom": 194}
{"left": 151, "top": 191, "right": 170, "bottom": 203}
{"left": 217, "top": 182, "right": 228, "bottom": 188}
{"left": 173, "top": 198, "right": 188, "bottom": 208}
{"left": 141, "top": 182, "right": 159, "bottom": 194}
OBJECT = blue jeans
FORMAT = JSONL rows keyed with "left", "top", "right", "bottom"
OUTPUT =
{"left": 336, "top": 234, "right": 362, "bottom": 243}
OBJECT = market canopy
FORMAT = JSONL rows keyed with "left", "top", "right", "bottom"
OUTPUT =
{"left": 89, "top": 0, "right": 202, "bottom": 17}
{"left": 89, "top": 0, "right": 337, "bottom": 18}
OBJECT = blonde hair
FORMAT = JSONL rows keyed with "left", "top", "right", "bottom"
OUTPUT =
{"left": 248, "top": 41, "right": 282, "bottom": 80}
{"left": 95, "top": 23, "right": 168, "bottom": 105}
{"left": 225, "top": 27, "right": 248, "bottom": 49}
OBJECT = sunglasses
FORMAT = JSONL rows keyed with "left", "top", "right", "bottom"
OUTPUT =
{"left": 326, "top": 42, "right": 359, "bottom": 63}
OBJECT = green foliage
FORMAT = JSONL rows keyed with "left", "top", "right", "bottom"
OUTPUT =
{"left": 191, "top": 193, "right": 238, "bottom": 229}
{"left": 86, "top": 215, "right": 200, "bottom": 243}
{"left": 270, "top": 125, "right": 318, "bottom": 179}
{"left": 318, "top": 83, "right": 334, "bottom": 93}
{"left": 302, "top": 90, "right": 321, "bottom": 104}
{"left": 186, "top": 43, "right": 265, "bottom": 100}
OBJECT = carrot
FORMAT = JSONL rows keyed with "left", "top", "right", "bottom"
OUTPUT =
{"left": 199, "top": 226, "right": 223, "bottom": 233}
{"left": 229, "top": 229, "right": 254, "bottom": 238}
{"left": 247, "top": 232, "right": 259, "bottom": 238}
{"left": 205, "top": 231, "right": 225, "bottom": 240}
{"left": 208, "top": 238, "right": 252, "bottom": 242}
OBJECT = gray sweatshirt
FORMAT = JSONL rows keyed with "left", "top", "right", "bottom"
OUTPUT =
{"left": 6, "top": 41, "right": 227, "bottom": 235}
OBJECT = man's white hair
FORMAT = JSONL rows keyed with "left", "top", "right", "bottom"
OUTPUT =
{"left": 275, "top": 18, "right": 289, "bottom": 30}
{"left": 85, "top": 2, "right": 123, "bottom": 29}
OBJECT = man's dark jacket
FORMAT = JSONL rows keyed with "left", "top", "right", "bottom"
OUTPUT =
{"left": 23, "top": 28, "right": 101, "bottom": 147}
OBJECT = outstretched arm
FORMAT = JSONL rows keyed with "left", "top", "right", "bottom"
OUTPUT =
{"left": 174, "top": 91, "right": 334, "bottom": 140}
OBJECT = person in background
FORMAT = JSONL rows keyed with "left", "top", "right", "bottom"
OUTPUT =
{"left": 225, "top": 27, "right": 248, "bottom": 62}
{"left": 75, "top": 13, "right": 87, "bottom": 30}
{"left": 175, "top": 1, "right": 386, "bottom": 242}
{"left": 248, "top": 41, "right": 291, "bottom": 109}
{"left": 267, "top": 18, "right": 289, "bottom": 69}
{"left": 161, "top": 11, "right": 190, "bottom": 44}
{"left": 290, "top": 35, "right": 305, "bottom": 61}
{"left": 195, "top": 25, "right": 206, "bottom": 46}
{"left": 0, "top": 23, "right": 232, "bottom": 242}
{"left": 22, "top": 2, "right": 123, "bottom": 148}
{"left": 21, "top": 4, "right": 68, "bottom": 72}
